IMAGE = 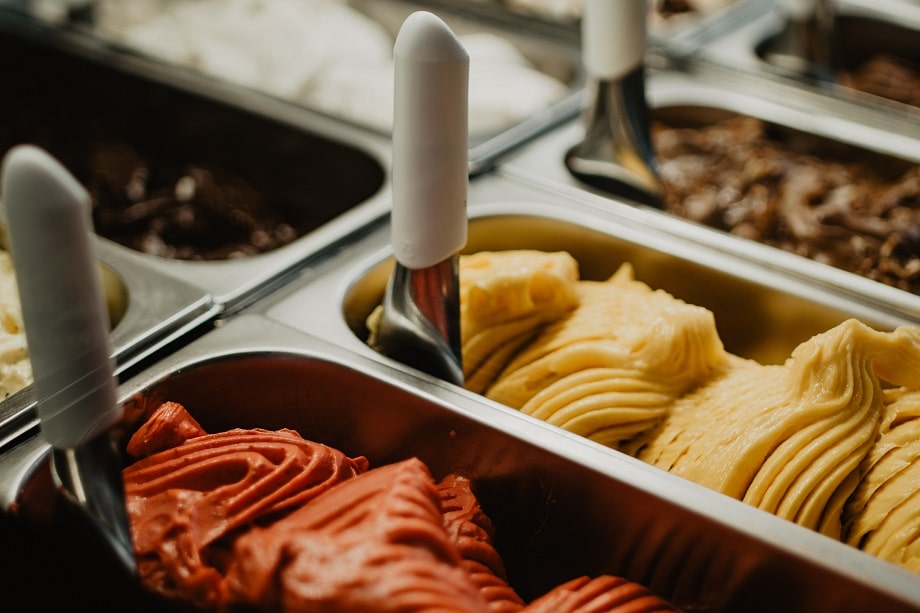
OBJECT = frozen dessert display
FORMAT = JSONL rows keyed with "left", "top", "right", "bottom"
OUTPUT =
{"left": 0, "top": 25, "right": 384, "bottom": 261}
{"left": 0, "top": 248, "right": 30, "bottom": 401}
{"left": 122, "top": 398, "right": 678, "bottom": 611}
{"left": 651, "top": 115, "right": 920, "bottom": 295}
{"left": 387, "top": 248, "right": 920, "bottom": 573}
{"left": 86, "top": 0, "right": 570, "bottom": 137}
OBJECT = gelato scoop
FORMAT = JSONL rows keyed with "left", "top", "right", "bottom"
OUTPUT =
{"left": 400, "top": 249, "right": 920, "bottom": 573}
{"left": 123, "top": 399, "right": 678, "bottom": 611}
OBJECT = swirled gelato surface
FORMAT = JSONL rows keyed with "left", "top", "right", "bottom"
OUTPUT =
{"left": 447, "top": 249, "right": 920, "bottom": 571}
{"left": 655, "top": 115, "right": 920, "bottom": 295}
{"left": 124, "top": 399, "right": 677, "bottom": 611}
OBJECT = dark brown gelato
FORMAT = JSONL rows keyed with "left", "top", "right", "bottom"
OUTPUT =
{"left": 88, "top": 142, "right": 299, "bottom": 260}
{"left": 654, "top": 115, "right": 920, "bottom": 294}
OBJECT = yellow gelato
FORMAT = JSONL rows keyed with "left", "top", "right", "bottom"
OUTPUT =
{"left": 449, "top": 249, "right": 920, "bottom": 571}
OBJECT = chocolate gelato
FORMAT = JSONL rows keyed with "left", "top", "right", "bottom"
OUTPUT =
{"left": 653, "top": 115, "right": 920, "bottom": 294}
{"left": 0, "top": 27, "right": 384, "bottom": 261}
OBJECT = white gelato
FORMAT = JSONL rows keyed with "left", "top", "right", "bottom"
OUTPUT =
{"left": 91, "top": 0, "right": 569, "bottom": 136}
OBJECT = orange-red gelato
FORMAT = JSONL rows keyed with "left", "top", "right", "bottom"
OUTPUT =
{"left": 123, "top": 400, "right": 677, "bottom": 612}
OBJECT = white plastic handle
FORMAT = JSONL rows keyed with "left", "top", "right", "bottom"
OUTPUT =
{"left": 582, "top": 0, "right": 647, "bottom": 80}
{"left": 391, "top": 11, "right": 469, "bottom": 269}
{"left": 1, "top": 145, "right": 119, "bottom": 449}
{"left": 777, "top": 0, "right": 821, "bottom": 20}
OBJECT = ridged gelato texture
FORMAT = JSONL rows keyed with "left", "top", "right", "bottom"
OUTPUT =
{"left": 124, "top": 400, "right": 678, "bottom": 612}
{"left": 457, "top": 249, "right": 920, "bottom": 571}
{"left": 654, "top": 115, "right": 920, "bottom": 295}
{"left": 0, "top": 248, "right": 31, "bottom": 401}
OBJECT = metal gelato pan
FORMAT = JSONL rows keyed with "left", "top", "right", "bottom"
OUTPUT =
{"left": 1, "top": 313, "right": 918, "bottom": 611}
{"left": 499, "top": 66, "right": 920, "bottom": 321}
{"left": 697, "top": 0, "right": 920, "bottom": 122}
{"left": 0, "top": 233, "right": 216, "bottom": 452}
{"left": 0, "top": 9, "right": 392, "bottom": 309}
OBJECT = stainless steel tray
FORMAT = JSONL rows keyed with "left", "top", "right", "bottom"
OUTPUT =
{"left": 696, "top": 0, "right": 920, "bottom": 124}
{"left": 499, "top": 66, "right": 920, "bottom": 319}
{"left": 1, "top": 312, "right": 918, "bottom": 611}
{"left": 0, "top": 9, "right": 394, "bottom": 309}
{"left": 0, "top": 236, "right": 217, "bottom": 452}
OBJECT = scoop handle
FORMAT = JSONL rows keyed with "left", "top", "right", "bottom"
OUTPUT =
{"left": 391, "top": 11, "right": 469, "bottom": 269}
{"left": 1, "top": 145, "right": 119, "bottom": 449}
{"left": 583, "top": 0, "right": 647, "bottom": 81}
{"left": 777, "top": 0, "right": 822, "bottom": 20}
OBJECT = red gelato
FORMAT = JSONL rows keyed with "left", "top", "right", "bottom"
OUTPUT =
{"left": 123, "top": 401, "right": 678, "bottom": 612}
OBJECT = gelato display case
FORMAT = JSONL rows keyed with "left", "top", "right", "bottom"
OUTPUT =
{"left": 1, "top": 0, "right": 920, "bottom": 610}
{"left": 1, "top": 312, "right": 919, "bottom": 611}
